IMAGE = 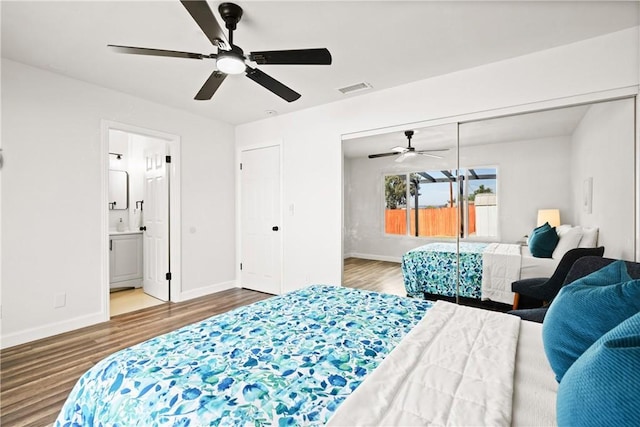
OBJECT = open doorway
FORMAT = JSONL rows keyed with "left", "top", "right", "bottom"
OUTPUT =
{"left": 103, "top": 121, "right": 181, "bottom": 318}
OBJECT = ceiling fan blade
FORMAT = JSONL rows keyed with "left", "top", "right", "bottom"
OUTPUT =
{"left": 180, "top": 0, "right": 230, "bottom": 50}
{"left": 108, "top": 45, "right": 208, "bottom": 60}
{"left": 417, "top": 152, "right": 444, "bottom": 159}
{"left": 245, "top": 66, "right": 301, "bottom": 102}
{"left": 416, "top": 148, "right": 449, "bottom": 153}
{"left": 368, "top": 152, "right": 399, "bottom": 159}
{"left": 195, "top": 70, "right": 227, "bottom": 100}
{"left": 249, "top": 48, "right": 332, "bottom": 65}
{"left": 391, "top": 146, "right": 407, "bottom": 153}
{"left": 395, "top": 153, "right": 409, "bottom": 163}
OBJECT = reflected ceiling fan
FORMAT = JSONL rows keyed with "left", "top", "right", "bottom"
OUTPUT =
{"left": 368, "top": 130, "right": 448, "bottom": 162}
{"left": 108, "top": 1, "right": 332, "bottom": 102}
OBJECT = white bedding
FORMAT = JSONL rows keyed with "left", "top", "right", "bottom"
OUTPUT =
{"left": 480, "top": 244, "right": 560, "bottom": 305}
{"left": 512, "top": 320, "right": 558, "bottom": 426}
{"left": 481, "top": 243, "right": 522, "bottom": 304}
{"left": 520, "top": 245, "right": 560, "bottom": 280}
{"left": 328, "top": 301, "right": 521, "bottom": 426}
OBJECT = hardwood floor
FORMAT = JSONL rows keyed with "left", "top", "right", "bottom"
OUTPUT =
{"left": 0, "top": 288, "right": 271, "bottom": 427}
{"left": 343, "top": 257, "right": 405, "bottom": 296}
{"left": 0, "top": 259, "right": 403, "bottom": 426}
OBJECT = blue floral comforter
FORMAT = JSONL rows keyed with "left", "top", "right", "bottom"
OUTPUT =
{"left": 402, "top": 242, "right": 488, "bottom": 299}
{"left": 55, "top": 285, "right": 431, "bottom": 426}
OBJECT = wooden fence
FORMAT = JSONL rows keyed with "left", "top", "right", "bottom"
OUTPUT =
{"left": 385, "top": 205, "right": 476, "bottom": 237}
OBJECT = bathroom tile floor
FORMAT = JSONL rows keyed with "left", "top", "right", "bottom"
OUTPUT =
{"left": 110, "top": 287, "right": 165, "bottom": 317}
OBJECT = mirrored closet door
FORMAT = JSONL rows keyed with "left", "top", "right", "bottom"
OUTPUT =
{"left": 457, "top": 98, "right": 636, "bottom": 308}
{"left": 342, "top": 96, "right": 636, "bottom": 305}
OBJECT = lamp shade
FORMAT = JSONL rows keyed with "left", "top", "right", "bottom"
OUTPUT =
{"left": 537, "top": 209, "right": 561, "bottom": 228}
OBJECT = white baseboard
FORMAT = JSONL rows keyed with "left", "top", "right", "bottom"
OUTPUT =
{"left": 110, "top": 278, "right": 142, "bottom": 288}
{"left": 346, "top": 252, "right": 402, "bottom": 263}
{"left": 175, "top": 280, "right": 237, "bottom": 302}
{"left": 1, "top": 281, "right": 238, "bottom": 349}
{"left": 1, "top": 311, "right": 107, "bottom": 350}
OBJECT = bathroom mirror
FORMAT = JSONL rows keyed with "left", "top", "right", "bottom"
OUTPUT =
{"left": 109, "top": 170, "right": 129, "bottom": 210}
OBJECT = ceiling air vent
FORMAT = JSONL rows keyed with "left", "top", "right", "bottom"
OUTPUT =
{"left": 337, "top": 82, "right": 372, "bottom": 95}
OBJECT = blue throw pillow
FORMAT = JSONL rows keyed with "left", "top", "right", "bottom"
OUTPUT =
{"left": 542, "top": 260, "right": 638, "bottom": 382}
{"left": 528, "top": 222, "right": 559, "bottom": 258}
{"left": 557, "top": 312, "right": 640, "bottom": 427}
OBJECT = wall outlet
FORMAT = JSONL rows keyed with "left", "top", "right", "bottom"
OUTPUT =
{"left": 54, "top": 293, "right": 66, "bottom": 308}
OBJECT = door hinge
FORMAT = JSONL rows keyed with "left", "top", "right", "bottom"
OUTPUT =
{"left": 166, "top": 155, "right": 172, "bottom": 163}
{"left": 166, "top": 272, "right": 172, "bottom": 281}
{"left": 240, "top": 163, "right": 243, "bottom": 170}
{"left": 240, "top": 263, "right": 243, "bottom": 271}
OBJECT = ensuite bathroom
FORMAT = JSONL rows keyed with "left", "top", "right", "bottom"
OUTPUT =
{"left": 108, "top": 129, "right": 166, "bottom": 316}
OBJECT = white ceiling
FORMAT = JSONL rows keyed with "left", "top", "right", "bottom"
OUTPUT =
{"left": 342, "top": 103, "right": 591, "bottom": 158}
{"left": 2, "top": 1, "right": 638, "bottom": 125}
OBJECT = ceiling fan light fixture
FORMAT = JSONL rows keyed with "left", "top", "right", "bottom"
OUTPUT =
{"left": 217, "top": 50, "right": 246, "bottom": 74}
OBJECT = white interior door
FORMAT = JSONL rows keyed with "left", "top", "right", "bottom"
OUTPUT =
{"left": 143, "top": 144, "right": 169, "bottom": 301}
{"left": 241, "top": 145, "right": 281, "bottom": 294}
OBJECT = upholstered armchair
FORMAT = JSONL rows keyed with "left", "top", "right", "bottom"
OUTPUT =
{"left": 509, "top": 254, "right": 640, "bottom": 324}
{"left": 511, "top": 246, "right": 605, "bottom": 310}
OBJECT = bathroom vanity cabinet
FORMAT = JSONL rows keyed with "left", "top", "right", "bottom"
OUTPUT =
{"left": 109, "top": 231, "right": 143, "bottom": 288}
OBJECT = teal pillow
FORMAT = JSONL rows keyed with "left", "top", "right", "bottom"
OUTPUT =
{"left": 542, "top": 260, "right": 638, "bottom": 382}
{"left": 528, "top": 222, "right": 559, "bottom": 258}
{"left": 557, "top": 312, "right": 640, "bottom": 427}
{"left": 526, "top": 222, "right": 547, "bottom": 246}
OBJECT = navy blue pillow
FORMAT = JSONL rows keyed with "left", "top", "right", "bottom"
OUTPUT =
{"left": 528, "top": 222, "right": 559, "bottom": 258}
{"left": 542, "top": 260, "right": 637, "bottom": 382}
{"left": 557, "top": 312, "right": 640, "bottom": 427}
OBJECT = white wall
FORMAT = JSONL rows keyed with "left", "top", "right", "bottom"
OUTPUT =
{"left": 236, "top": 27, "right": 639, "bottom": 292}
{"left": 1, "top": 59, "right": 236, "bottom": 347}
{"left": 344, "top": 136, "right": 573, "bottom": 261}
{"left": 570, "top": 98, "right": 636, "bottom": 260}
{"left": 108, "top": 129, "right": 131, "bottom": 231}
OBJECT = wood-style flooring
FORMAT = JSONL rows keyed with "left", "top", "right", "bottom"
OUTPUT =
{"left": 342, "top": 257, "right": 405, "bottom": 296}
{"left": 0, "top": 258, "right": 402, "bottom": 426}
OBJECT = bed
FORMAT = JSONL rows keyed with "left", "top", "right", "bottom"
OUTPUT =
{"left": 520, "top": 244, "right": 559, "bottom": 278}
{"left": 55, "top": 285, "right": 558, "bottom": 426}
{"left": 55, "top": 286, "right": 431, "bottom": 425}
{"left": 401, "top": 242, "right": 488, "bottom": 299}
{"left": 402, "top": 242, "right": 560, "bottom": 304}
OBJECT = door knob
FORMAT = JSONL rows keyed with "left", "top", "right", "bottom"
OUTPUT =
{"left": 140, "top": 226, "right": 147, "bottom": 231}
{"left": 272, "top": 226, "right": 279, "bottom": 231}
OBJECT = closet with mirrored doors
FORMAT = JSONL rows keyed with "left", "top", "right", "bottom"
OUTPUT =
{"left": 342, "top": 96, "right": 636, "bottom": 308}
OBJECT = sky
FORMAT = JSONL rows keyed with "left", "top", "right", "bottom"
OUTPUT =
{"left": 410, "top": 168, "right": 497, "bottom": 207}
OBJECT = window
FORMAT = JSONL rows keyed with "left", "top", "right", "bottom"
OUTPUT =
{"left": 384, "top": 168, "right": 497, "bottom": 238}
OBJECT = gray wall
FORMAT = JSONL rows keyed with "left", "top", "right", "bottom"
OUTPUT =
{"left": 570, "top": 98, "right": 636, "bottom": 260}
{"left": 344, "top": 135, "right": 573, "bottom": 261}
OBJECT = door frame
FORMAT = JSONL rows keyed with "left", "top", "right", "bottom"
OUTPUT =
{"left": 101, "top": 120, "right": 182, "bottom": 319}
{"left": 236, "top": 140, "right": 284, "bottom": 293}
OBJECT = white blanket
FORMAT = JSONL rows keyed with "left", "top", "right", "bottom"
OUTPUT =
{"left": 481, "top": 243, "right": 522, "bottom": 304}
{"left": 328, "top": 301, "right": 521, "bottom": 426}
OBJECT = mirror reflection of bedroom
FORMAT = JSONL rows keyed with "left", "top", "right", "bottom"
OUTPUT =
{"left": 342, "top": 97, "right": 635, "bottom": 311}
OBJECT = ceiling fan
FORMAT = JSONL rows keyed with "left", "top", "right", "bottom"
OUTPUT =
{"left": 108, "top": 1, "right": 332, "bottom": 102}
{"left": 368, "top": 130, "right": 448, "bottom": 162}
